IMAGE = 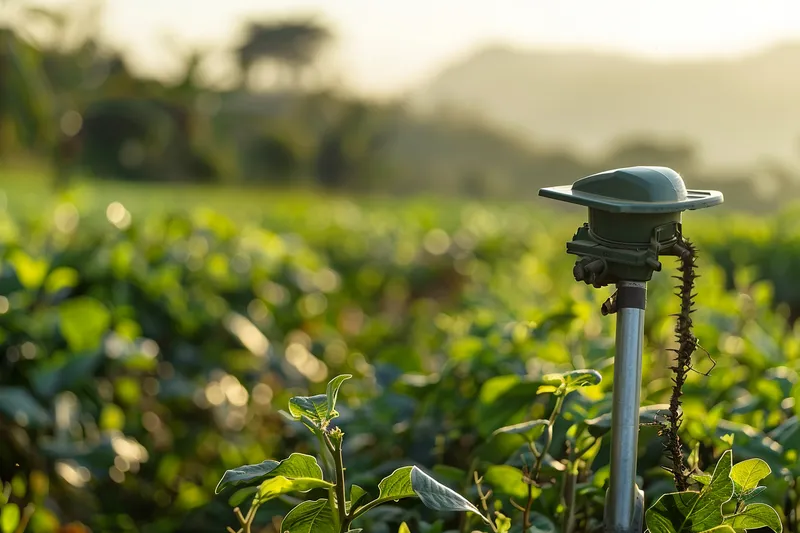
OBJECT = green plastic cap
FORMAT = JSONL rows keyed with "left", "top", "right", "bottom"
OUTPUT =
{"left": 539, "top": 166, "right": 723, "bottom": 214}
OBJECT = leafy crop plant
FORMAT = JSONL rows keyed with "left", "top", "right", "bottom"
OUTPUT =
{"left": 215, "top": 375, "right": 498, "bottom": 533}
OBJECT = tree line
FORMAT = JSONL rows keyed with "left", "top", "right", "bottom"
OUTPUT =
{"left": 0, "top": 0, "right": 795, "bottom": 211}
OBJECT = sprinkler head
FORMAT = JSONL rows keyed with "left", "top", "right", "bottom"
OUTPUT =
{"left": 539, "top": 166, "right": 723, "bottom": 286}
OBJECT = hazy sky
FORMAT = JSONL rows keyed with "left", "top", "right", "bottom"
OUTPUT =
{"left": 35, "top": 0, "right": 800, "bottom": 96}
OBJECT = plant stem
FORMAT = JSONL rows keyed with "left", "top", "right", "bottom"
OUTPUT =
{"left": 522, "top": 482, "right": 534, "bottom": 530}
{"left": 324, "top": 432, "right": 350, "bottom": 532}
{"left": 533, "top": 393, "right": 565, "bottom": 481}
{"left": 525, "top": 392, "right": 565, "bottom": 529}
{"left": 562, "top": 448, "right": 578, "bottom": 533}
{"left": 317, "top": 430, "right": 336, "bottom": 480}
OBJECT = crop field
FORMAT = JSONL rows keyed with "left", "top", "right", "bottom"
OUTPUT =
{"left": 2, "top": 169, "right": 800, "bottom": 533}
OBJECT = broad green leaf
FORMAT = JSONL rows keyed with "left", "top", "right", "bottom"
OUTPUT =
{"left": 58, "top": 297, "right": 111, "bottom": 352}
{"left": 280, "top": 499, "right": 336, "bottom": 533}
{"left": 645, "top": 450, "right": 734, "bottom": 533}
{"left": 228, "top": 487, "right": 258, "bottom": 507}
{"left": 0, "top": 503, "right": 20, "bottom": 533}
{"left": 491, "top": 419, "right": 549, "bottom": 443}
{"left": 325, "top": 374, "right": 351, "bottom": 419}
{"left": 476, "top": 375, "right": 543, "bottom": 436}
{"left": 693, "top": 474, "right": 712, "bottom": 486}
{"left": 699, "top": 527, "right": 736, "bottom": 533}
{"left": 483, "top": 465, "right": 539, "bottom": 501}
{"left": 541, "top": 369, "right": 601, "bottom": 392}
{"left": 0, "top": 387, "right": 52, "bottom": 429}
{"left": 542, "top": 374, "right": 565, "bottom": 386}
{"left": 528, "top": 512, "right": 558, "bottom": 533}
{"left": 723, "top": 503, "right": 782, "bottom": 533}
{"left": 351, "top": 466, "right": 416, "bottom": 516}
{"left": 740, "top": 486, "right": 767, "bottom": 501}
{"left": 730, "top": 458, "right": 771, "bottom": 492}
{"left": 257, "top": 476, "right": 332, "bottom": 503}
{"left": 350, "top": 484, "right": 368, "bottom": 507}
{"left": 410, "top": 466, "right": 488, "bottom": 523}
{"left": 288, "top": 395, "right": 330, "bottom": 427}
{"left": 215, "top": 453, "right": 323, "bottom": 494}
{"left": 586, "top": 404, "right": 671, "bottom": 438}
{"left": 377, "top": 466, "right": 416, "bottom": 501}
{"left": 561, "top": 369, "right": 603, "bottom": 390}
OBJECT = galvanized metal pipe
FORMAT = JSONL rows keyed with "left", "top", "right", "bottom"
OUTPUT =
{"left": 605, "top": 281, "right": 646, "bottom": 533}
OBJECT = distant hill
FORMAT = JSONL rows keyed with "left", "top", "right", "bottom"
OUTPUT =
{"left": 408, "top": 42, "right": 800, "bottom": 169}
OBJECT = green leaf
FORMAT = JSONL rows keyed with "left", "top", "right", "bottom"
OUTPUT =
{"left": 586, "top": 404, "right": 671, "bottom": 438}
{"left": 699, "top": 527, "right": 736, "bottom": 533}
{"left": 723, "top": 503, "right": 782, "bottom": 533}
{"left": 561, "top": 369, "right": 603, "bottom": 390}
{"left": 740, "top": 486, "right": 767, "bottom": 501}
{"left": 410, "top": 466, "right": 488, "bottom": 523}
{"left": 730, "top": 459, "right": 771, "bottom": 493}
{"left": 351, "top": 466, "right": 416, "bottom": 517}
{"left": 349, "top": 484, "right": 368, "bottom": 507}
{"left": 542, "top": 374, "right": 565, "bottom": 386}
{"left": 528, "top": 512, "right": 558, "bottom": 533}
{"left": 693, "top": 474, "right": 713, "bottom": 486}
{"left": 541, "top": 369, "right": 601, "bottom": 393}
{"left": 280, "top": 499, "right": 337, "bottom": 533}
{"left": 0, "top": 387, "right": 52, "bottom": 429}
{"left": 58, "top": 297, "right": 111, "bottom": 352}
{"left": 285, "top": 374, "right": 353, "bottom": 429}
{"left": 376, "top": 466, "right": 416, "bottom": 502}
{"left": 491, "top": 419, "right": 549, "bottom": 443}
{"left": 645, "top": 450, "right": 734, "bottom": 533}
{"left": 215, "top": 453, "right": 323, "bottom": 494}
{"left": 476, "top": 375, "right": 543, "bottom": 436}
{"left": 483, "top": 465, "right": 539, "bottom": 501}
{"left": 0, "top": 503, "right": 20, "bottom": 533}
{"left": 257, "top": 476, "right": 332, "bottom": 503}
{"left": 325, "top": 374, "right": 351, "bottom": 419}
{"left": 228, "top": 487, "right": 258, "bottom": 507}
{"left": 288, "top": 395, "right": 330, "bottom": 427}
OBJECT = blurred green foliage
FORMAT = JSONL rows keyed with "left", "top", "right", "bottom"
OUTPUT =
{"left": 0, "top": 190, "right": 799, "bottom": 532}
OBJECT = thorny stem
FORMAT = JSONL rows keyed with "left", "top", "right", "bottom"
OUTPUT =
{"left": 662, "top": 236, "right": 700, "bottom": 492}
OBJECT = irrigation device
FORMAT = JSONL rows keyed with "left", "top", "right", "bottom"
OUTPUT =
{"left": 538, "top": 166, "right": 723, "bottom": 533}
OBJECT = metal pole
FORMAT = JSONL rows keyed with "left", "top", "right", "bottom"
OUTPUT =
{"left": 605, "top": 281, "right": 646, "bottom": 533}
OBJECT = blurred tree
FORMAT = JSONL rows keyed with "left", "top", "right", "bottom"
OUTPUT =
{"left": 0, "top": 0, "right": 112, "bottom": 188}
{"left": 0, "top": 2, "right": 56, "bottom": 159}
{"left": 236, "top": 18, "right": 332, "bottom": 91}
{"left": 314, "top": 99, "right": 393, "bottom": 190}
